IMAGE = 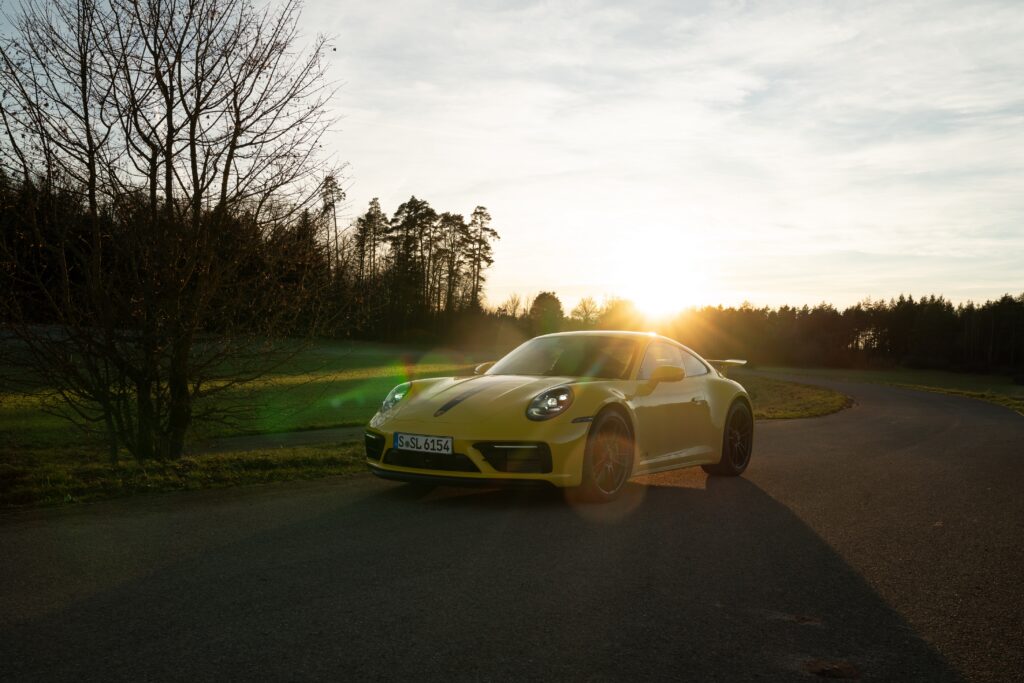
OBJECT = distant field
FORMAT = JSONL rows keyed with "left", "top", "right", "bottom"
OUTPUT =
{"left": 759, "top": 366, "right": 1024, "bottom": 415}
{"left": 0, "top": 343, "right": 851, "bottom": 507}
{"left": 195, "top": 342, "right": 482, "bottom": 437}
{"left": 0, "top": 341, "right": 481, "bottom": 506}
{"left": 1, "top": 343, "right": 849, "bottom": 456}
{"left": 0, "top": 339, "right": 847, "bottom": 462}
{"left": 0, "top": 341, "right": 482, "bottom": 455}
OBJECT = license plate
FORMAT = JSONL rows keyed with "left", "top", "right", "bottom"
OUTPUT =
{"left": 394, "top": 433, "right": 453, "bottom": 455}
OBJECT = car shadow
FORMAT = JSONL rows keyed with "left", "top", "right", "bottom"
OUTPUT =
{"left": 2, "top": 473, "right": 962, "bottom": 681}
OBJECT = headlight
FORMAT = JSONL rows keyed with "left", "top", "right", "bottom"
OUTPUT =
{"left": 381, "top": 382, "right": 411, "bottom": 413}
{"left": 526, "top": 386, "right": 573, "bottom": 421}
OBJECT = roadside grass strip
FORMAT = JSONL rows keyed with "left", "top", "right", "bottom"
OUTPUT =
{"left": 761, "top": 366, "right": 1024, "bottom": 416}
{"left": 737, "top": 374, "right": 852, "bottom": 420}
{"left": 0, "top": 343, "right": 854, "bottom": 508}
{"left": 0, "top": 444, "right": 365, "bottom": 507}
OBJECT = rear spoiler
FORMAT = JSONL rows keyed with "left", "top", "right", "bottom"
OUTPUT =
{"left": 707, "top": 359, "right": 747, "bottom": 374}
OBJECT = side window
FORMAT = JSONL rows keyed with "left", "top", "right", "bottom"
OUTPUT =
{"left": 680, "top": 349, "right": 709, "bottom": 377}
{"left": 637, "top": 342, "right": 683, "bottom": 380}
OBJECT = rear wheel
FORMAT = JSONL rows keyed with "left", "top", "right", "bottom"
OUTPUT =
{"left": 702, "top": 401, "right": 754, "bottom": 477}
{"left": 575, "top": 411, "right": 634, "bottom": 502}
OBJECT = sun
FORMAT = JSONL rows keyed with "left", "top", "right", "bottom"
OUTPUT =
{"left": 615, "top": 260, "right": 717, "bottom": 319}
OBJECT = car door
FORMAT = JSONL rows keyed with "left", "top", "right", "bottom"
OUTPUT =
{"left": 677, "top": 347, "right": 716, "bottom": 456}
{"left": 631, "top": 341, "right": 709, "bottom": 466}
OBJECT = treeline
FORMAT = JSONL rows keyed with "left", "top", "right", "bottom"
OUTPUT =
{"left": 335, "top": 197, "right": 499, "bottom": 340}
{"left": 475, "top": 292, "right": 1024, "bottom": 375}
{"left": 659, "top": 295, "right": 1024, "bottom": 372}
{"left": 0, "top": 172, "right": 499, "bottom": 341}
{"left": 5, "top": 164, "right": 1018, "bottom": 378}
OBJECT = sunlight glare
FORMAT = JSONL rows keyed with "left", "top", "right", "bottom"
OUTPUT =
{"left": 614, "top": 252, "right": 718, "bottom": 319}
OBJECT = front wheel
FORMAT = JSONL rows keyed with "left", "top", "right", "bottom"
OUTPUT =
{"left": 574, "top": 411, "right": 634, "bottom": 503}
{"left": 702, "top": 401, "right": 754, "bottom": 477}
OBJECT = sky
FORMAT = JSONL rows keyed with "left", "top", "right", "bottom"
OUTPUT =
{"left": 307, "top": 0, "right": 1023, "bottom": 314}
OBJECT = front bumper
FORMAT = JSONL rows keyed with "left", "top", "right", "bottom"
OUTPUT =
{"left": 364, "top": 421, "right": 591, "bottom": 488}
{"left": 367, "top": 463, "right": 558, "bottom": 488}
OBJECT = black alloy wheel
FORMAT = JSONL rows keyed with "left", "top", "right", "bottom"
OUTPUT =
{"left": 578, "top": 411, "right": 634, "bottom": 502}
{"left": 702, "top": 401, "right": 754, "bottom": 477}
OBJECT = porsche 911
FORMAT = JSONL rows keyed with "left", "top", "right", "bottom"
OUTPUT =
{"left": 365, "top": 331, "right": 753, "bottom": 502}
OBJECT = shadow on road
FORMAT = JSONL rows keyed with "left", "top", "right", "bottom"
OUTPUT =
{"left": 3, "top": 472, "right": 962, "bottom": 681}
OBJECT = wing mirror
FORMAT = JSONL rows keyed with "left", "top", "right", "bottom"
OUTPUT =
{"left": 649, "top": 364, "right": 685, "bottom": 383}
{"left": 474, "top": 361, "right": 495, "bottom": 375}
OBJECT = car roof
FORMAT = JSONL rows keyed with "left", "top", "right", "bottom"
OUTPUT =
{"left": 535, "top": 330, "right": 700, "bottom": 355}
{"left": 531, "top": 331, "right": 710, "bottom": 374}
{"left": 536, "top": 330, "right": 662, "bottom": 341}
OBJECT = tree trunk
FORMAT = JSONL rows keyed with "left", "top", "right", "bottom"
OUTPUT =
{"left": 104, "top": 411, "right": 119, "bottom": 466}
{"left": 167, "top": 337, "right": 191, "bottom": 459}
{"left": 135, "top": 377, "right": 155, "bottom": 461}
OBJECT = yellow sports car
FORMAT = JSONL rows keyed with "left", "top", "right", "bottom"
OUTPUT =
{"left": 365, "top": 331, "right": 753, "bottom": 502}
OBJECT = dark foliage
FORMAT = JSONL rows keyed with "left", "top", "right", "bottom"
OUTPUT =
{"left": 0, "top": 0, "right": 337, "bottom": 461}
{"left": 656, "top": 295, "right": 1024, "bottom": 373}
{"left": 336, "top": 197, "right": 499, "bottom": 342}
{"left": 528, "top": 292, "right": 564, "bottom": 336}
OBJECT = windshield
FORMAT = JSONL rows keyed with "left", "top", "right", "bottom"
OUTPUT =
{"left": 487, "top": 335, "right": 639, "bottom": 379}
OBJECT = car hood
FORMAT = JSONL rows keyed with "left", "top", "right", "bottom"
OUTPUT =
{"left": 387, "top": 374, "right": 577, "bottom": 423}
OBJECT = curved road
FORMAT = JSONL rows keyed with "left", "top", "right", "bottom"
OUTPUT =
{"left": 2, "top": 376, "right": 1022, "bottom": 681}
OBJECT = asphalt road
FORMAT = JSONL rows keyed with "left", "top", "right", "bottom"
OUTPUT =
{"left": 2, "top": 376, "right": 1022, "bottom": 681}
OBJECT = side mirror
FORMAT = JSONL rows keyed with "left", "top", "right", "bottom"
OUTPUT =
{"left": 474, "top": 361, "right": 495, "bottom": 375}
{"left": 649, "top": 364, "right": 685, "bottom": 383}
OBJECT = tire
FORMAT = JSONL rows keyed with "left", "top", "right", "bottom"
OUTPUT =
{"left": 702, "top": 400, "right": 754, "bottom": 477}
{"left": 575, "top": 411, "right": 634, "bottom": 503}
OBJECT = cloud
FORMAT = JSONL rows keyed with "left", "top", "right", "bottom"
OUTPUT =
{"left": 306, "top": 0, "right": 1024, "bottom": 308}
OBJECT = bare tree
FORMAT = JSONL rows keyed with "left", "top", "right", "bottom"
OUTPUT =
{"left": 570, "top": 297, "right": 600, "bottom": 327}
{"left": 497, "top": 293, "right": 523, "bottom": 319}
{"left": 0, "top": 0, "right": 339, "bottom": 460}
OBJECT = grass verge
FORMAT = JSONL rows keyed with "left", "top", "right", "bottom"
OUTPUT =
{"left": 735, "top": 373, "right": 852, "bottom": 420}
{"left": 0, "top": 340, "right": 479, "bottom": 449}
{"left": 0, "top": 443, "right": 365, "bottom": 508}
{"left": 760, "top": 366, "right": 1024, "bottom": 416}
{"left": 0, "top": 342, "right": 853, "bottom": 509}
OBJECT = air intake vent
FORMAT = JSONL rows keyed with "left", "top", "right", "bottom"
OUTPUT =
{"left": 474, "top": 442, "right": 552, "bottom": 473}
{"left": 364, "top": 432, "right": 385, "bottom": 460}
{"left": 383, "top": 449, "right": 480, "bottom": 472}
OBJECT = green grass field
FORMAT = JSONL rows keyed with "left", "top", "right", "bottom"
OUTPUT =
{"left": 0, "top": 341, "right": 485, "bottom": 506}
{"left": 735, "top": 373, "right": 852, "bottom": 419}
{"left": 0, "top": 341, "right": 483, "bottom": 451}
{"left": 759, "top": 366, "right": 1024, "bottom": 415}
{"left": 5, "top": 347, "right": 1018, "bottom": 509}
{"left": 0, "top": 342, "right": 850, "bottom": 507}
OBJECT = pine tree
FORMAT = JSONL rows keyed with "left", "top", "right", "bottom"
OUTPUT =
{"left": 466, "top": 206, "right": 498, "bottom": 310}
